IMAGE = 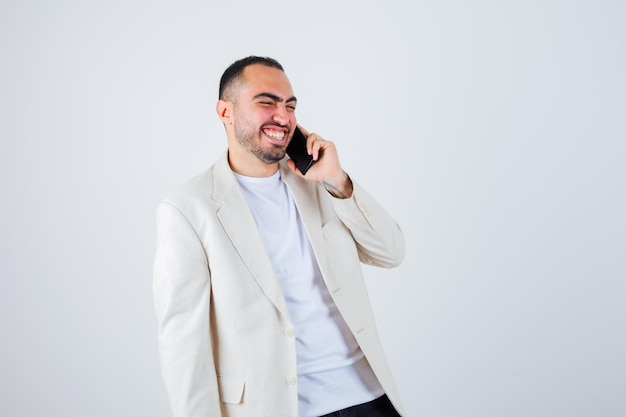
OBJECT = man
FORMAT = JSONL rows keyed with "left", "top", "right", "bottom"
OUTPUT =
{"left": 153, "top": 56, "right": 405, "bottom": 417}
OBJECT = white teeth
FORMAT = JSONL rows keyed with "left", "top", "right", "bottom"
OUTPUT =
{"left": 263, "top": 129, "right": 285, "bottom": 140}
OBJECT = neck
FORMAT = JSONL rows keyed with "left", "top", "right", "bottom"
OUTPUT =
{"left": 227, "top": 147, "right": 280, "bottom": 177}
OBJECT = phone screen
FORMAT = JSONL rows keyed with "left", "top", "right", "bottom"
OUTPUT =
{"left": 286, "top": 127, "right": 315, "bottom": 175}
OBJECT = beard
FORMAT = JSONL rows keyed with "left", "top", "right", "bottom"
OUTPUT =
{"left": 233, "top": 111, "right": 287, "bottom": 165}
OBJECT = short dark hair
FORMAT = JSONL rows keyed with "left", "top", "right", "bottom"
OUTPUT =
{"left": 219, "top": 56, "right": 284, "bottom": 101}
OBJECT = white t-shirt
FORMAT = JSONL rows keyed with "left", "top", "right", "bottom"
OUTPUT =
{"left": 235, "top": 170, "right": 384, "bottom": 417}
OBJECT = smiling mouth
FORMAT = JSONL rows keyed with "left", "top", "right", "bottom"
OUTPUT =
{"left": 262, "top": 128, "right": 287, "bottom": 142}
{"left": 263, "top": 127, "right": 286, "bottom": 139}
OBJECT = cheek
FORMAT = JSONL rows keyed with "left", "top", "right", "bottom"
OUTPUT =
{"left": 258, "top": 109, "right": 278, "bottom": 123}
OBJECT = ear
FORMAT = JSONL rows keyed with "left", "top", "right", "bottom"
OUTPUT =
{"left": 216, "top": 100, "right": 233, "bottom": 125}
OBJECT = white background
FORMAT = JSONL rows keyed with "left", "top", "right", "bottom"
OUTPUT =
{"left": 1, "top": 1, "right": 624, "bottom": 416}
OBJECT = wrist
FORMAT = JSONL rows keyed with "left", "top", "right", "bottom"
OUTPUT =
{"left": 322, "top": 172, "right": 353, "bottom": 199}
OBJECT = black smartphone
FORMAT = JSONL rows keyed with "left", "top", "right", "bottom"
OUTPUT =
{"left": 286, "top": 127, "right": 315, "bottom": 175}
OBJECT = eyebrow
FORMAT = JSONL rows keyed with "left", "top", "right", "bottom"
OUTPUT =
{"left": 253, "top": 93, "right": 297, "bottom": 103}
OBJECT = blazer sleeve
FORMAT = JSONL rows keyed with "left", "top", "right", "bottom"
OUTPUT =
{"left": 330, "top": 181, "right": 405, "bottom": 268}
{"left": 153, "top": 201, "right": 221, "bottom": 417}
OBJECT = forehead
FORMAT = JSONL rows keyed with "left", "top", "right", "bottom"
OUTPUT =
{"left": 239, "top": 64, "right": 294, "bottom": 99}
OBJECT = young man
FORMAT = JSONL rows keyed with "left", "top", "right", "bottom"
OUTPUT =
{"left": 153, "top": 56, "right": 405, "bottom": 417}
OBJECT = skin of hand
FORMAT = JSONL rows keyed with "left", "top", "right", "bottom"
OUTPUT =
{"left": 286, "top": 125, "right": 354, "bottom": 199}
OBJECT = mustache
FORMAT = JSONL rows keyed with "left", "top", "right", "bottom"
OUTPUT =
{"left": 261, "top": 122, "right": 289, "bottom": 129}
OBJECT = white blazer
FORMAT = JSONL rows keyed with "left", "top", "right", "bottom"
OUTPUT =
{"left": 153, "top": 151, "right": 405, "bottom": 417}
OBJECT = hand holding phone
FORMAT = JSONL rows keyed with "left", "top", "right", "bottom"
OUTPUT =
{"left": 286, "top": 126, "right": 315, "bottom": 175}
{"left": 286, "top": 125, "right": 353, "bottom": 197}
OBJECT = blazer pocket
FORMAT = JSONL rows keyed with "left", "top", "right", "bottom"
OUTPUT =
{"left": 217, "top": 375, "right": 246, "bottom": 404}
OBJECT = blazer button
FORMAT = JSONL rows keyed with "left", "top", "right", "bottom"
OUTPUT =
{"left": 285, "top": 328, "right": 295, "bottom": 337}
{"left": 287, "top": 376, "right": 297, "bottom": 386}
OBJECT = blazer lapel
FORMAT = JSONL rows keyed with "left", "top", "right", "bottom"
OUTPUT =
{"left": 212, "top": 152, "right": 292, "bottom": 321}
{"left": 280, "top": 163, "right": 332, "bottom": 287}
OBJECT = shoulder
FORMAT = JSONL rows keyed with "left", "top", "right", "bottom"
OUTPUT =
{"left": 162, "top": 168, "right": 214, "bottom": 209}
{"left": 158, "top": 158, "right": 229, "bottom": 226}
{"left": 160, "top": 151, "right": 232, "bottom": 209}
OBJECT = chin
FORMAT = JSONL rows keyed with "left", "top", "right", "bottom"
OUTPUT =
{"left": 255, "top": 149, "right": 286, "bottom": 165}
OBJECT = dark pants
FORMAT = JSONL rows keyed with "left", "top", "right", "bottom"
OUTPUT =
{"left": 319, "top": 394, "right": 401, "bottom": 417}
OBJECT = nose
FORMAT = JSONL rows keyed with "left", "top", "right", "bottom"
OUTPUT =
{"left": 272, "top": 104, "right": 290, "bottom": 126}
